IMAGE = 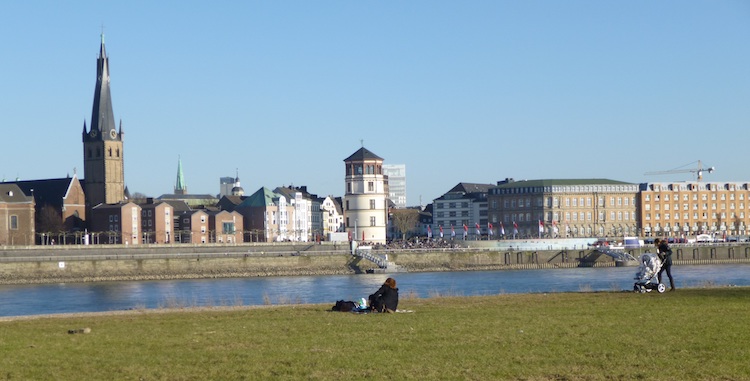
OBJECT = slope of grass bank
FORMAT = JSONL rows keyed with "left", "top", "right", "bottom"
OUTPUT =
{"left": 2, "top": 288, "right": 749, "bottom": 380}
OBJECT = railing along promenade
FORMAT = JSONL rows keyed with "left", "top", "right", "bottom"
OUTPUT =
{"left": 2, "top": 241, "right": 750, "bottom": 265}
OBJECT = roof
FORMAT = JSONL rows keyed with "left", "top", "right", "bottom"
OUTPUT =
{"left": 88, "top": 35, "right": 118, "bottom": 141}
{"left": 343, "top": 147, "right": 383, "bottom": 162}
{"left": 160, "top": 199, "right": 192, "bottom": 212}
{"left": 0, "top": 183, "right": 33, "bottom": 203}
{"left": 217, "top": 195, "right": 246, "bottom": 212}
{"left": 493, "top": 179, "right": 634, "bottom": 189}
{"left": 447, "top": 182, "right": 495, "bottom": 194}
{"left": 237, "top": 187, "right": 280, "bottom": 208}
{"left": 1, "top": 176, "right": 79, "bottom": 207}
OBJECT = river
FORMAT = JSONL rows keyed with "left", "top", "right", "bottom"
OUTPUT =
{"left": 1, "top": 264, "right": 748, "bottom": 318}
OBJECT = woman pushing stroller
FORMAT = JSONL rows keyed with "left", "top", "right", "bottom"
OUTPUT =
{"left": 654, "top": 238, "right": 675, "bottom": 291}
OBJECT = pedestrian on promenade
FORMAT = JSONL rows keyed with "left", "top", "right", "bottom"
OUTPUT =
{"left": 654, "top": 238, "right": 675, "bottom": 291}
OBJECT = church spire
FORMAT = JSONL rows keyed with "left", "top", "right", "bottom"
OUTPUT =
{"left": 88, "top": 32, "right": 117, "bottom": 141}
{"left": 175, "top": 156, "right": 187, "bottom": 195}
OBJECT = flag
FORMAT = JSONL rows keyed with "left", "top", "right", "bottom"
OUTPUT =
{"left": 439, "top": 225, "right": 444, "bottom": 238}
{"left": 513, "top": 221, "right": 518, "bottom": 235}
{"left": 499, "top": 222, "right": 505, "bottom": 235}
{"left": 451, "top": 225, "right": 456, "bottom": 238}
{"left": 538, "top": 220, "right": 544, "bottom": 233}
{"left": 552, "top": 220, "right": 559, "bottom": 234}
{"left": 463, "top": 224, "right": 468, "bottom": 239}
{"left": 427, "top": 225, "right": 432, "bottom": 239}
{"left": 488, "top": 222, "right": 494, "bottom": 236}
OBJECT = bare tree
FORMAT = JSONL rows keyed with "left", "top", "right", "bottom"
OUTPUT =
{"left": 36, "top": 204, "right": 63, "bottom": 233}
{"left": 129, "top": 192, "right": 150, "bottom": 203}
{"left": 390, "top": 209, "right": 420, "bottom": 240}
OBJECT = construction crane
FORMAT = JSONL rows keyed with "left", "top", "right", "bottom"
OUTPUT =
{"left": 644, "top": 160, "right": 715, "bottom": 182}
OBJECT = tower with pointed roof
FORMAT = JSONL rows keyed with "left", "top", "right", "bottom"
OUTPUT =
{"left": 82, "top": 34, "right": 125, "bottom": 209}
{"left": 175, "top": 156, "right": 187, "bottom": 195}
{"left": 231, "top": 169, "right": 245, "bottom": 196}
{"left": 343, "top": 146, "right": 387, "bottom": 244}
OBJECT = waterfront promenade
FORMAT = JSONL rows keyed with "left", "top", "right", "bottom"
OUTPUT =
{"left": 2, "top": 240, "right": 750, "bottom": 285}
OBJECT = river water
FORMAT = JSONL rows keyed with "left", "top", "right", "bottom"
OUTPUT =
{"left": 1, "top": 264, "right": 748, "bottom": 318}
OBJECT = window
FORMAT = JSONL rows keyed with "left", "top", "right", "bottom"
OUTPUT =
{"left": 10, "top": 215, "right": 18, "bottom": 230}
{"left": 345, "top": 200, "right": 349, "bottom": 210}
{"left": 222, "top": 222, "right": 235, "bottom": 234}
{"left": 370, "top": 199, "right": 376, "bottom": 209}
{"left": 368, "top": 182, "right": 374, "bottom": 192}
{"left": 370, "top": 216, "right": 376, "bottom": 226}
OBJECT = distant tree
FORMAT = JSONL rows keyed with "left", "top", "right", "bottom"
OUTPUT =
{"left": 129, "top": 192, "right": 149, "bottom": 203}
{"left": 36, "top": 204, "right": 64, "bottom": 234}
{"left": 391, "top": 209, "right": 420, "bottom": 240}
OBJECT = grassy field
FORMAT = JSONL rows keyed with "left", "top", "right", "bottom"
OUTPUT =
{"left": 1, "top": 287, "right": 749, "bottom": 380}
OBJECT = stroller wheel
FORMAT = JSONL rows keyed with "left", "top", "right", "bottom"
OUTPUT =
{"left": 657, "top": 283, "right": 666, "bottom": 293}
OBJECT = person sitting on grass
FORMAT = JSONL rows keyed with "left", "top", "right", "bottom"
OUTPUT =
{"left": 368, "top": 277, "right": 399, "bottom": 313}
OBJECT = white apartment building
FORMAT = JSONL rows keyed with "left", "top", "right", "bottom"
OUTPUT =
{"left": 432, "top": 183, "right": 493, "bottom": 240}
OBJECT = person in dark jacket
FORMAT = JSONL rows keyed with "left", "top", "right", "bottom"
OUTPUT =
{"left": 655, "top": 238, "right": 675, "bottom": 291}
{"left": 369, "top": 277, "right": 399, "bottom": 312}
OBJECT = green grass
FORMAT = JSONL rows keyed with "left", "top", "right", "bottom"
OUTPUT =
{"left": 1, "top": 288, "right": 749, "bottom": 380}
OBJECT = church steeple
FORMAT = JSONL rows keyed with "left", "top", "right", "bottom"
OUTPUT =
{"left": 175, "top": 156, "right": 187, "bottom": 195}
{"left": 82, "top": 34, "right": 125, "bottom": 209}
{"left": 86, "top": 33, "right": 118, "bottom": 141}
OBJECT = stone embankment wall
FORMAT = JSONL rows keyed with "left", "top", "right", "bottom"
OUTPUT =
{"left": 1, "top": 243, "right": 749, "bottom": 284}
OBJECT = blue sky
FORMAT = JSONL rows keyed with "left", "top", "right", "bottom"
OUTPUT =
{"left": 1, "top": 1, "right": 748, "bottom": 206}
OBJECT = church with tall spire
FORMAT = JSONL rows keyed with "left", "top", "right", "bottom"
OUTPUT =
{"left": 82, "top": 33, "right": 125, "bottom": 210}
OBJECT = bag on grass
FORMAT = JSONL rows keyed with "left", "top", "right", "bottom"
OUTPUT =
{"left": 331, "top": 300, "right": 357, "bottom": 312}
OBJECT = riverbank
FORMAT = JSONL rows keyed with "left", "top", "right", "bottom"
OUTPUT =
{"left": 2, "top": 289, "right": 749, "bottom": 380}
{"left": 2, "top": 243, "right": 749, "bottom": 285}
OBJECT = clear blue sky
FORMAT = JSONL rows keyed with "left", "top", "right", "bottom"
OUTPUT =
{"left": 2, "top": 1, "right": 748, "bottom": 206}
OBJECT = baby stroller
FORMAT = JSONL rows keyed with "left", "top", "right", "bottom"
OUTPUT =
{"left": 633, "top": 252, "right": 666, "bottom": 293}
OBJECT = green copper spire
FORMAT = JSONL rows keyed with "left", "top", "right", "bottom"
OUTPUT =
{"left": 175, "top": 156, "right": 187, "bottom": 195}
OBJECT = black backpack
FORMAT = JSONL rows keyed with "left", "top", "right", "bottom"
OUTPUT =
{"left": 331, "top": 300, "right": 357, "bottom": 312}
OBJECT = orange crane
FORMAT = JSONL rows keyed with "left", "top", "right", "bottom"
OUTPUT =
{"left": 644, "top": 160, "right": 715, "bottom": 182}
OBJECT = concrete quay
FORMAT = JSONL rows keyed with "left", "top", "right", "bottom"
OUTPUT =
{"left": 1, "top": 242, "right": 749, "bottom": 285}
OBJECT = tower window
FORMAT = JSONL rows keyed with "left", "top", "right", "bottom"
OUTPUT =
{"left": 368, "top": 182, "right": 374, "bottom": 192}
